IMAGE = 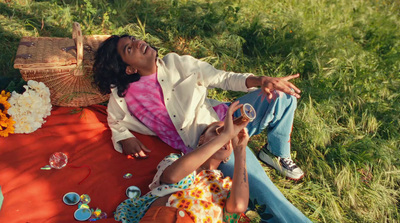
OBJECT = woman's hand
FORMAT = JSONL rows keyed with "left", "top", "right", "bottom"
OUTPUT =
{"left": 120, "top": 137, "right": 151, "bottom": 159}
{"left": 232, "top": 128, "right": 249, "bottom": 154}
{"left": 226, "top": 123, "right": 249, "bottom": 214}
{"left": 221, "top": 101, "right": 250, "bottom": 139}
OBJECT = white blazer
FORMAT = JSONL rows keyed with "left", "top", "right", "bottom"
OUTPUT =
{"left": 107, "top": 53, "right": 254, "bottom": 153}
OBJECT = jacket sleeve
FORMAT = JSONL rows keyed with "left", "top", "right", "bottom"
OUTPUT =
{"left": 178, "top": 54, "right": 255, "bottom": 92}
{"left": 107, "top": 91, "right": 136, "bottom": 153}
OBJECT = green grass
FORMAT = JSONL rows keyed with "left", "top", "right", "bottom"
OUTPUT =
{"left": 1, "top": 0, "right": 399, "bottom": 222}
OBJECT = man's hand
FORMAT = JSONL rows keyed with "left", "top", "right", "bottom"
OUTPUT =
{"left": 260, "top": 74, "right": 301, "bottom": 99}
{"left": 246, "top": 74, "right": 301, "bottom": 100}
{"left": 120, "top": 137, "right": 151, "bottom": 159}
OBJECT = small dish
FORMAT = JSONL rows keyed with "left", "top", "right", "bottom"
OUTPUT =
{"left": 126, "top": 186, "right": 141, "bottom": 199}
{"left": 62, "top": 192, "right": 80, "bottom": 206}
{"left": 74, "top": 208, "right": 92, "bottom": 221}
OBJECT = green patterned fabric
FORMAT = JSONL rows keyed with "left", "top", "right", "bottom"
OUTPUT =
{"left": 223, "top": 192, "right": 240, "bottom": 222}
{"left": 0, "top": 186, "right": 4, "bottom": 212}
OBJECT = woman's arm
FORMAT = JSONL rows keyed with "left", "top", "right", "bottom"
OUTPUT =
{"left": 160, "top": 132, "right": 231, "bottom": 184}
{"left": 225, "top": 129, "right": 249, "bottom": 213}
{"left": 161, "top": 101, "right": 249, "bottom": 184}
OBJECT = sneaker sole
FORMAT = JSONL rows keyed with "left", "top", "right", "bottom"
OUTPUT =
{"left": 258, "top": 149, "right": 283, "bottom": 171}
{"left": 258, "top": 150, "right": 304, "bottom": 181}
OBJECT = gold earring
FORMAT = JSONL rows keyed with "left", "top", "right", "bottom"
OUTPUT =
{"left": 222, "top": 157, "right": 230, "bottom": 163}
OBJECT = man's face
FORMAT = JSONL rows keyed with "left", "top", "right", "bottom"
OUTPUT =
{"left": 117, "top": 36, "right": 157, "bottom": 76}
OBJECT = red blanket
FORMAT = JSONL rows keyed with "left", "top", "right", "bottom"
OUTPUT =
{"left": 0, "top": 105, "right": 176, "bottom": 222}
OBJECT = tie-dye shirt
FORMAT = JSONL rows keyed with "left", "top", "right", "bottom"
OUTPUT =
{"left": 124, "top": 73, "right": 228, "bottom": 154}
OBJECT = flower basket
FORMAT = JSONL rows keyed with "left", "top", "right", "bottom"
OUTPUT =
{"left": 13, "top": 22, "right": 110, "bottom": 107}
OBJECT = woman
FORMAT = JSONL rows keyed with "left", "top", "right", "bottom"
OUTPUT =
{"left": 115, "top": 102, "right": 249, "bottom": 223}
{"left": 93, "top": 35, "right": 310, "bottom": 222}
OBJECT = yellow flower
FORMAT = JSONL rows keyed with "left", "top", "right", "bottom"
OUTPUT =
{"left": 0, "top": 93, "right": 11, "bottom": 113}
{"left": 0, "top": 112, "right": 7, "bottom": 127}
{"left": 0, "top": 90, "right": 15, "bottom": 137}
{"left": 0, "top": 90, "right": 10, "bottom": 99}
{"left": 0, "top": 113, "right": 15, "bottom": 137}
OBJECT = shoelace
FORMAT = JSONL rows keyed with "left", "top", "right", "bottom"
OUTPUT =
{"left": 280, "top": 157, "right": 298, "bottom": 170}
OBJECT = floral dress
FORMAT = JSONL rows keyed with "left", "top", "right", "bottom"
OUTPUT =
{"left": 167, "top": 169, "right": 240, "bottom": 223}
{"left": 114, "top": 154, "right": 242, "bottom": 223}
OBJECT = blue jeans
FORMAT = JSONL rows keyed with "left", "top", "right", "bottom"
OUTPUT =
{"left": 219, "top": 89, "right": 311, "bottom": 223}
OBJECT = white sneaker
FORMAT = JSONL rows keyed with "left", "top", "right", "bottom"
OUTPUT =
{"left": 258, "top": 148, "right": 304, "bottom": 181}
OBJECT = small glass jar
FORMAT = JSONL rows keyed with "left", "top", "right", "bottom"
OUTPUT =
{"left": 216, "top": 103, "right": 256, "bottom": 134}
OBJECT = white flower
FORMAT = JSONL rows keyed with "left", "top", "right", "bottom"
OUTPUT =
{"left": 7, "top": 80, "right": 52, "bottom": 134}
